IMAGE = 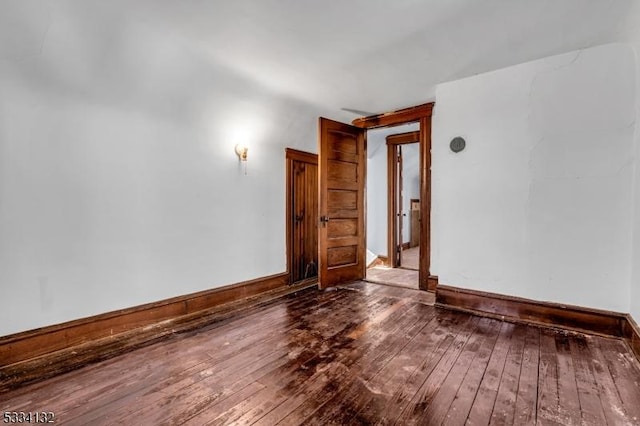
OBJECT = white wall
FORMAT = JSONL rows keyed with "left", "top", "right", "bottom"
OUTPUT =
{"left": 4, "top": 4, "right": 639, "bottom": 337}
{"left": 0, "top": 3, "right": 345, "bottom": 336}
{"left": 629, "top": 38, "right": 640, "bottom": 321}
{"left": 366, "top": 129, "right": 388, "bottom": 257}
{"left": 632, "top": 123, "right": 640, "bottom": 319}
{"left": 621, "top": 6, "right": 640, "bottom": 322}
{"left": 432, "top": 43, "right": 636, "bottom": 312}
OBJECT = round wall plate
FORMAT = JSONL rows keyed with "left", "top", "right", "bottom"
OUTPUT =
{"left": 450, "top": 137, "right": 466, "bottom": 153}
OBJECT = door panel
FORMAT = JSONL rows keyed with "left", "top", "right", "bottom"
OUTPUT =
{"left": 328, "top": 246, "right": 357, "bottom": 267}
{"left": 328, "top": 190, "right": 357, "bottom": 210}
{"left": 287, "top": 149, "right": 319, "bottom": 283}
{"left": 328, "top": 219, "right": 358, "bottom": 237}
{"left": 318, "top": 118, "right": 366, "bottom": 288}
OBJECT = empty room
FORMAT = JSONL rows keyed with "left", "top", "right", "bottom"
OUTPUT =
{"left": 1, "top": 1, "right": 640, "bottom": 424}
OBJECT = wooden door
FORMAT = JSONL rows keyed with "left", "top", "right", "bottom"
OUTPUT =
{"left": 291, "top": 158, "right": 318, "bottom": 282}
{"left": 318, "top": 118, "right": 366, "bottom": 289}
{"left": 286, "top": 149, "right": 318, "bottom": 284}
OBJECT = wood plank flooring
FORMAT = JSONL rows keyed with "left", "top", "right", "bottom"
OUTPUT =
{"left": 1, "top": 281, "right": 640, "bottom": 425}
{"left": 366, "top": 267, "right": 420, "bottom": 290}
{"left": 401, "top": 246, "right": 419, "bottom": 271}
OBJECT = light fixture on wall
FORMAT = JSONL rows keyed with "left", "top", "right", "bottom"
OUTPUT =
{"left": 235, "top": 144, "right": 249, "bottom": 174}
{"left": 235, "top": 144, "right": 248, "bottom": 161}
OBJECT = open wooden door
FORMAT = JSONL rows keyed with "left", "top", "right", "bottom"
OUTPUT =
{"left": 318, "top": 118, "right": 367, "bottom": 289}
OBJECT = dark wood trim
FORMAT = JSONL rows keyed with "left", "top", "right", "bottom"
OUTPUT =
{"left": 0, "top": 276, "right": 317, "bottom": 393}
{"left": 365, "top": 255, "right": 390, "bottom": 269}
{"left": 386, "top": 131, "right": 420, "bottom": 145}
{"left": 285, "top": 148, "right": 318, "bottom": 165}
{"left": 367, "top": 255, "right": 388, "bottom": 268}
{"left": 6, "top": 283, "right": 640, "bottom": 425}
{"left": 436, "top": 284, "right": 640, "bottom": 363}
{"left": 286, "top": 151, "right": 293, "bottom": 283}
{"left": 353, "top": 102, "right": 433, "bottom": 291}
{"left": 401, "top": 242, "right": 411, "bottom": 250}
{"left": 285, "top": 148, "right": 319, "bottom": 285}
{"left": 623, "top": 314, "right": 640, "bottom": 363}
{"left": 387, "top": 143, "right": 399, "bottom": 268}
{"left": 427, "top": 275, "right": 439, "bottom": 292}
{"left": 0, "top": 272, "right": 290, "bottom": 368}
{"left": 352, "top": 103, "right": 434, "bottom": 129}
{"left": 435, "top": 284, "right": 627, "bottom": 338}
{"left": 418, "top": 116, "right": 432, "bottom": 291}
{"left": 386, "top": 131, "right": 421, "bottom": 270}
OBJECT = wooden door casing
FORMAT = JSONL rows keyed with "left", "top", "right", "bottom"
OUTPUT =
{"left": 318, "top": 118, "right": 366, "bottom": 289}
{"left": 386, "top": 132, "right": 420, "bottom": 269}
{"left": 351, "top": 101, "right": 433, "bottom": 290}
{"left": 397, "top": 145, "right": 404, "bottom": 266}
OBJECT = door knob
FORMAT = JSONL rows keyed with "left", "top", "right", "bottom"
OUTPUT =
{"left": 320, "top": 216, "right": 330, "bottom": 227}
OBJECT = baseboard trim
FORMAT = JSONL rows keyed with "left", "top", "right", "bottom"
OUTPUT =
{"left": 0, "top": 272, "right": 290, "bottom": 367}
{"left": 623, "top": 314, "right": 640, "bottom": 362}
{"left": 427, "top": 275, "right": 439, "bottom": 292}
{"left": 435, "top": 284, "right": 626, "bottom": 338}
{"left": 367, "top": 256, "right": 389, "bottom": 268}
{"left": 0, "top": 274, "right": 318, "bottom": 392}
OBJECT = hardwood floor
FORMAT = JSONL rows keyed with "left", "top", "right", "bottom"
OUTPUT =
{"left": 401, "top": 246, "right": 419, "bottom": 270}
{"left": 1, "top": 281, "right": 639, "bottom": 425}
{"left": 366, "top": 266, "right": 420, "bottom": 289}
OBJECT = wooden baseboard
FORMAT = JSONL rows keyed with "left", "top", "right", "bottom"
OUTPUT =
{"left": 367, "top": 255, "right": 389, "bottom": 268}
{"left": 435, "top": 284, "right": 626, "bottom": 338}
{"left": 0, "top": 273, "right": 290, "bottom": 367}
{"left": 367, "top": 257, "right": 380, "bottom": 268}
{"left": 0, "top": 275, "right": 318, "bottom": 392}
{"left": 427, "top": 275, "right": 439, "bottom": 292}
{"left": 623, "top": 314, "right": 640, "bottom": 362}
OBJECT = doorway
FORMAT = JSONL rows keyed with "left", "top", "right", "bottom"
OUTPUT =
{"left": 387, "top": 132, "right": 421, "bottom": 271}
{"left": 286, "top": 148, "right": 319, "bottom": 284}
{"left": 353, "top": 103, "right": 438, "bottom": 291}
{"left": 314, "top": 102, "right": 434, "bottom": 291}
{"left": 364, "top": 124, "right": 421, "bottom": 289}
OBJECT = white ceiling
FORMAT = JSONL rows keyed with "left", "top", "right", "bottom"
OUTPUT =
{"left": 132, "top": 0, "right": 639, "bottom": 114}
{"left": 2, "top": 0, "right": 638, "bottom": 115}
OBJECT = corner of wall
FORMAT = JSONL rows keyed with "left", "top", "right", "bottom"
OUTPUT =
{"left": 629, "top": 40, "right": 640, "bottom": 322}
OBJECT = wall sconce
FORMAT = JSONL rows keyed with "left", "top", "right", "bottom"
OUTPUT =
{"left": 235, "top": 144, "right": 249, "bottom": 174}
{"left": 235, "top": 144, "right": 248, "bottom": 161}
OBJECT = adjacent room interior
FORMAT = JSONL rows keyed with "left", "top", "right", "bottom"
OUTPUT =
{"left": 366, "top": 122, "right": 422, "bottom": 289}
{"left": 2, "top": 1, "right": 640, "bottom": 424}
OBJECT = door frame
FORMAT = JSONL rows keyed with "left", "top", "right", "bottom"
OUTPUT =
{"left": 386, "top": 131, "right": 420, "bottom": 269}
{"left": 286, "top": 148, "right": 319, "bottom": 285}
{"left": 352, "top": 102, "right": 435, "bottom": 291}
